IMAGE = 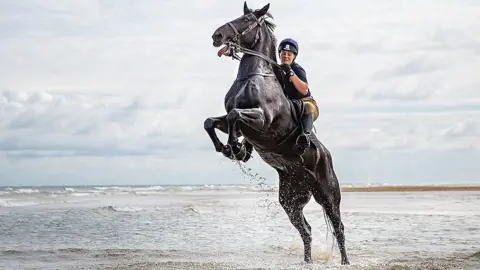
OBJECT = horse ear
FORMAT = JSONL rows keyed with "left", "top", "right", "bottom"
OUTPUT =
{"left": 255, "top": 3, "right": 270, "bottom": 17}
{"left": 243, "top": 1, "right": 250, "bottom": 15}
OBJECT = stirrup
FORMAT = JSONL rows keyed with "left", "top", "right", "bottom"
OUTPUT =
{"left": 295, "top": 133, "right": 311, "bottom": 148}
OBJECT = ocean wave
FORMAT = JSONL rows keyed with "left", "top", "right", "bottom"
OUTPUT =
{"left": 70, "top": 193, "right": 93, "bottom": 197}
{"left": 0, "top": 248, "right": 169, "bottom": 256}
{"left": 13, "top": 188, "right": 39, "bottom": 194}
{"left": 0, "top": 184, "right": 279, "bottom": 198}
{"left": 1, "top": 183, "right": 479, "bottom": 200}
{"left": 99, "top": 206, "right": 146, "bottom": 212}
{"left": 95, "top": 205, "right": 204, "bottom": 214}
{"left": 0, "top": 199, "right": 41, "bottom": 207}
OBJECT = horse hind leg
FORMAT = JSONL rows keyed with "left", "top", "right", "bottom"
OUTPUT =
{"left": 278, "top": 170, "right": 313, "bottom": 263}
{"left": 311, "top": 178, "right": 350, "bottom": 265}
{"left": 307, "top": 142, "right": 350, "bottom": 265}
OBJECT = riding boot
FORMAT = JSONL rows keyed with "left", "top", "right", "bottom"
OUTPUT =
{"left": 296, "top": 113, "right": 314, "bottom": 149}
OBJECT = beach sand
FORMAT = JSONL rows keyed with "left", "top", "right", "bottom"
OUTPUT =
{"left": 341, "top": 185, "right": 480, "bottom": 192}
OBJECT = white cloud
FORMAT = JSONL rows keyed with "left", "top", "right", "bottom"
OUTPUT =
{"left": 0, "top": 0, "right": 479, "bottom": 186}
{"left": 318, "top": 108, "right": 480, "bottom": 151}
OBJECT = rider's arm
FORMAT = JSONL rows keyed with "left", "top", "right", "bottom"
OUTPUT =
{"left": 289, "top": 66, "right": 309, "bottom": 96}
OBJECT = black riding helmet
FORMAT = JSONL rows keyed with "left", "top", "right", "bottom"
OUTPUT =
{"left": 278, "top": 38, "right": 299, "bottom": 55}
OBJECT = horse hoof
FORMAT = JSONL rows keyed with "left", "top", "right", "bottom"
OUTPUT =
{"left": 222, "top": 145, "right": 232, "bottom": 158}
{"left": 341, "top": 259, "right": 350, "bottom": 265}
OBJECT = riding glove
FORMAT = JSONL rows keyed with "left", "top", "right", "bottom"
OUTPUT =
{"left": 280, "top": 64, "right": 295, "bottom": 77}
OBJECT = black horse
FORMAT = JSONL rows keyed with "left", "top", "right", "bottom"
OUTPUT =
{"left": 204, "top": 2, "right": 350, "bottom": 265}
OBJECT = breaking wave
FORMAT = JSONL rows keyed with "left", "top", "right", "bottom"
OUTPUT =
{"left": 95, "top": 204, "right": 204, "bottom": 214}
{"left": 0, "top": 184, "right": 279, "bottom": 198}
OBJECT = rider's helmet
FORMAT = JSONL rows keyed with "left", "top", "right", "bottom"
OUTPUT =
{"left": 278, "top": 38, "right": 299, "bottom": 55}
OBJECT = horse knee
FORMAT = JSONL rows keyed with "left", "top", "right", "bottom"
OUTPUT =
{"left": 226, "top": 109, "right": 240, "bottom": 123}
{"left": 204, "top": 118, "right": 215, "bottom": 130}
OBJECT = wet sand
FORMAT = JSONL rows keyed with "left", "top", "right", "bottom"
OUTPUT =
{"left": 341, "top": 185, "right": 480, "bottom": 192}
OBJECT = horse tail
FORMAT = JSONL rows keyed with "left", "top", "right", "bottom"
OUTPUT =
{"left": 316, "top": 142, "right": 339, "bottom": 253}
{"left": 322, "top": 199, "right": 337, "bottom": 253}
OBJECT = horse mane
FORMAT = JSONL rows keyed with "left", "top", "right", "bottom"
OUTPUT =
{"left": 260, "top": 11, "right": 286, "bottom": 88}
{"left": 264, "top": 12, "right": 276, "bottom": 33}
{"left": 244, "top": 8, "right": 285, "bottom": 87}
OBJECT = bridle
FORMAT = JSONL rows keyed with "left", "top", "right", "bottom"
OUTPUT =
{"left": 223, "top": 13, "right": 280, "bottom": 68}
{"left": 227, "top": 13, "right": 265, "bottom": 45}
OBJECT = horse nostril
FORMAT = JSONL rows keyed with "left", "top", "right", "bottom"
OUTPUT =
{"left": 213, "top": 32, "right": 222, "bottom": 41}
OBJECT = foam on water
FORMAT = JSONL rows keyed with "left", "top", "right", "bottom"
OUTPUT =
{"left": 0, "top": 186, "right": 479, "bottom": 269}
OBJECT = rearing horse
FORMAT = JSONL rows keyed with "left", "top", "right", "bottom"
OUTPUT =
{"left": 204, "top": 2, "right": 350, "bottom": 265}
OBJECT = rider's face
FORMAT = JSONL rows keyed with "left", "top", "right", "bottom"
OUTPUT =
{"left": 280, "top": 50, "right": 295, "bottom": 64}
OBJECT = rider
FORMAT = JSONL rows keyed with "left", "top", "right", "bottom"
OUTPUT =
{"left": 278, "top": 38, "right": 319, "bottom": 149}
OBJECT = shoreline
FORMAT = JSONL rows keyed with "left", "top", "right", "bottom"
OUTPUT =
{"left": 341, "top": 185, "right": 480, "bottom": 192}
{"left": 1, "top": 184, "right": 480, "bottom": 193}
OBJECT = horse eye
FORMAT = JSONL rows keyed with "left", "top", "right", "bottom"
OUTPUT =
{"left": 244, "top": 17, "right": 249, "bottom": 22}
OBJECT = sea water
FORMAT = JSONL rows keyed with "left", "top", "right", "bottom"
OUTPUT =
{"left": 1, "top": 185, "right": 479, "bottom": 269}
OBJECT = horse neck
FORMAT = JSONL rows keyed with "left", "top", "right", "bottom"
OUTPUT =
{"left": 237, "top": 28, "right": 275, "bottom": 78}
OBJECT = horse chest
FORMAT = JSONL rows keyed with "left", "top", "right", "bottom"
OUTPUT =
{"left": 225, "top": 89, "right": 261, "bottom": 111}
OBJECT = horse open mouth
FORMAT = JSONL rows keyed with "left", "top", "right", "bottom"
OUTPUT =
{"left": 217, "top": 45, "right": 229, "bottom": 57}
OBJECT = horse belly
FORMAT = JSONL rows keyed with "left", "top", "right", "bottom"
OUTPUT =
{"left": 255, "top": 151, "right": 295, "bottom": 171}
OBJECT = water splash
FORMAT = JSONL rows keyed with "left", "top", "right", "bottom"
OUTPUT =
{"left": 233, "top": 160, "right": 282, "bottom": 218}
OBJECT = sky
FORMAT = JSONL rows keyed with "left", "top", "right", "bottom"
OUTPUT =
{"left": 1, "top": 0, "right": 480, "bottom": 186}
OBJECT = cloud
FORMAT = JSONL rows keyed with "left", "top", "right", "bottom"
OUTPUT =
{"left": 0, "top": 90, "right": 207, "bottom": 158}
{"left": 2, "top": 90, "right": 479, "bottom": 158}
{"left": 1, "top": 89, "right": 480, "bottom": 186}
{"left": 352, "top": 53, "right": 479, "bottom": 102}
{"left": 371, "top": 57, "right": 444, "bottom": 80}
{"left": 354, "top": 81, "right": 435, "bottom": 101}
{"left": 318, "top": 109, "right": 480, "bottom": 151}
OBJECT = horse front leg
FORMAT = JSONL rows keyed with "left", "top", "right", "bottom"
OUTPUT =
{"left": 204, "top": 115, "right": 253, "bottom": 162}
{"left": 226, "top": 108, "right": 266, "bottom": 154}
{"left": 204, "top": 115, "right": 233, "bottom": 158}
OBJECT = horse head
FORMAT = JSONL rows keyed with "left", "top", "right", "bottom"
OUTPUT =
{"left": 212, "top": 2, "right": 271, "bottom": 49}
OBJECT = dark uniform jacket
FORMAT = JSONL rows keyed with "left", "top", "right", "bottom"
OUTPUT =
{"left": 283, "top": 62, "right": 311, "bottom": 100}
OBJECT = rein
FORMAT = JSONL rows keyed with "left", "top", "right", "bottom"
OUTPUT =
{"left": 225, "top": 41, "right": 280, "bottom": 68}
